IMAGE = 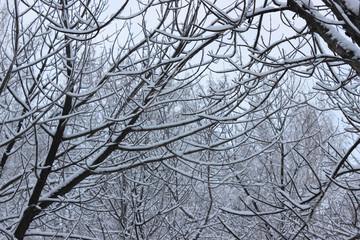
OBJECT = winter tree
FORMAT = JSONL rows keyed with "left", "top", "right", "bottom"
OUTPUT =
{"left": 0, "top": 0, "right": 359, "bottom": 239}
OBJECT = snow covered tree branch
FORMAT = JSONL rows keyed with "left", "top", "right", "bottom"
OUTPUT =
{"left": 0, "top": 0, "right": 359, "bottom": 239}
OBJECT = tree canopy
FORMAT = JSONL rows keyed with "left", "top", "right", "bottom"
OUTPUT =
{"left": 0, "top": 0, "right": 360, "bottom": 239}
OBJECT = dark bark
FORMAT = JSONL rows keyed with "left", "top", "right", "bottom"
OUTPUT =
{"left": 288, "top": 0, "right": 360, "bottom": 74}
